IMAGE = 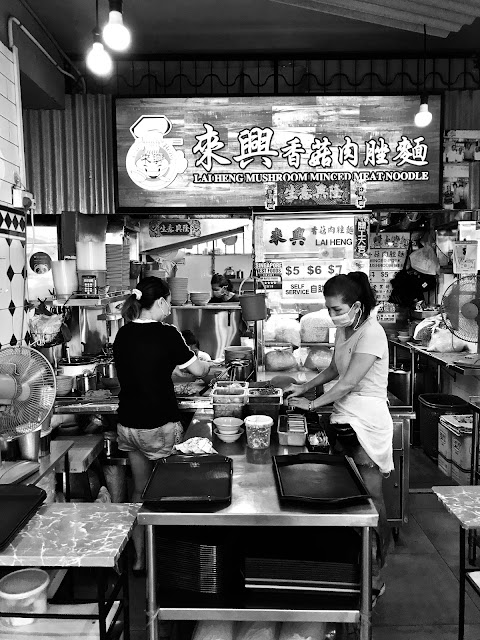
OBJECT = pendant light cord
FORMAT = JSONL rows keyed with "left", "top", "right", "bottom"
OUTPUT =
{"left": 423, "top": 23, "right": 427, "bottom": 95}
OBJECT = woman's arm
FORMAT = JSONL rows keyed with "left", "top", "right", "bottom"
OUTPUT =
{"left": 288, "top": 352, "right": 376, "bottom": 411}
{"left": 284, "top": 358, "right": 339, "bottom": 399}
{"left": 185, "top": 359, "right": 211, "bottom": 378}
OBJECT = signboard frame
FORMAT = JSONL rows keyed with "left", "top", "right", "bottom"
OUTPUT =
{"left": 113, "top": 94, "right": 443, "bottom": 212}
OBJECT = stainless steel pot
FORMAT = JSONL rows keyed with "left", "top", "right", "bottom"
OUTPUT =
{"left": 96, "top": 361, "right": 117, "bottom": 379}
{"left": 58, "top": 356, "right": 97, "bottom": 378}
{"left": 75, "top": 372, "right": 97, "bottom": 395}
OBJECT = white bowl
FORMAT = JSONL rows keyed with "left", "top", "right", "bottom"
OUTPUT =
{"left": 397, "top": 335, "right": 410, "bottom": 343}
{"left": 213, "top": 417, "right": 244, "bottom": 432}
{"left": 214, "top": 428, "right": 244, "bottom": 443}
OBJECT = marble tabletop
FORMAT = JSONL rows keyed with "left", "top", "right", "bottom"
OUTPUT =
{"left": 0, "top": 503, "right": 140, "bottom": 569}
{"left": 432, "top": 485, "right": 480, "bottom": 529}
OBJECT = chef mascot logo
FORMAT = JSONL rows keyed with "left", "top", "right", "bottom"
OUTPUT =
{"left": 126, "top": 115, "right": 188, "bottom": 190}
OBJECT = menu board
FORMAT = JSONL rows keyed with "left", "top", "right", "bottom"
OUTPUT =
{"left": 370, "top": 232, "right": 410, "bottom": 322}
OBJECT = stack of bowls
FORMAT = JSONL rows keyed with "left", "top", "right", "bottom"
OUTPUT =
{"left": 168, "top": 277, "right": 189, "bottom": 305}
{"left": 55, "top": 375, "right": 73, "bottom": 397}
{"left": 213, "top": 417, "right": 244, "bottom": 443}
{"left": 190, "top": 292, "right": 211, "bottom": 306}
{"left": 397, "top": 330, "right": 410, "bottom": 343}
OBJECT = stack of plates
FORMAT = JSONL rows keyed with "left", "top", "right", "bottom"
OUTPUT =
{"left": 190, "top": 292, "right": 210, "bottom": 306}
{"left": 168, "top": 277, "right": 189, "bottom": 305}
{"left": 106, "top": 245, "right": 131, "bottom": 292}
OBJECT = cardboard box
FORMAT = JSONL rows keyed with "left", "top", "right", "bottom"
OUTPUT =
{"left": 452, "top": 433, "right": 472, "bottom": 471}
{"left": 437, "top": 452, "right": 452, "bottom": 477}
{"left": 438, "top": 423, "right": 453, "bottom": 462}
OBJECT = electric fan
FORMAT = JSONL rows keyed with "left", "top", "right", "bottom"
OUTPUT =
{"left": 0, "top": 346, "right": 56, "bottom": 483}
{"left": 440, "top": 275, "right": 480, "bottom": 367}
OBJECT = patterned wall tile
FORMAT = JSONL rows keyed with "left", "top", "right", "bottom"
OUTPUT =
{"left": 0, "top": 208, "right": 27, "bottom": 347}
{"left": 0, "top": 310, "right": 13, "bottom": 346}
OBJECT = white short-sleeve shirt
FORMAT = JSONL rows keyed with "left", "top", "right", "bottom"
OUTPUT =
{"left": 334, "top": 317, "right": 389, "bottom": 399}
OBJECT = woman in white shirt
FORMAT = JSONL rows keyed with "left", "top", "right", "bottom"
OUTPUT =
{"left": 286, "top": 271, "right": 392, "bottom": 604}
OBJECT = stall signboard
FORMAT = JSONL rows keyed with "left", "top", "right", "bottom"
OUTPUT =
{"left": 263, "top": 216, "right": 356, "bottom": 259}
{"left": 115, "top": 96, "right": 441, "bottom": 209}
{"left": 149, "top": 219, "right": 201, "bottom": 237}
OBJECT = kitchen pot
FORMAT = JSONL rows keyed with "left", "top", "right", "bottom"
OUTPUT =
{"left": 238, "top": 278, "right": 267, "bottom": 321}
{"left": 58, "top": 356, "right": 97, "bottom": 378}
{"left": 224, "top": 346, "right": 254, "bottom": 381}
{"left": 75, "top": 372, "right": 97, "bottom": 395}
{"left": 96, "top": 361, "right": 117, "bottom": 380}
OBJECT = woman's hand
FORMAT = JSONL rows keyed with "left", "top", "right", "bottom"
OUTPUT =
{"left": 287, "top": 396, "right": 310, "bottom": 412}
{"left": 283, "top": 383, "right": 306, "bottom": 403}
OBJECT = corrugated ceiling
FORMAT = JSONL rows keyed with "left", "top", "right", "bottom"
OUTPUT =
{"left": 270, "top": 0, "right": 480, "bottom": 37}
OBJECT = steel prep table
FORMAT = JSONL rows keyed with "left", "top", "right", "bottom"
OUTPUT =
{"left": 138, "top": 409, "right": 378, "bottom": 640}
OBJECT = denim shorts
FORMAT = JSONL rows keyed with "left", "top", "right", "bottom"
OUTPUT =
{"left": 117, "top": 422, "right": 183, "bottom": 460}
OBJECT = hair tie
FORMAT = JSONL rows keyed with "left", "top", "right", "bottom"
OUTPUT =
{"left": 132, "top": 288, "right": 142, "bottom": 300}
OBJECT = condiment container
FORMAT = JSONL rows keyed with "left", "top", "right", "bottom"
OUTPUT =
{"left": 213, "top": 404, "right": 244, "bottom": 420}
{"left": 212, "top": 387, "right": 247, "bottom": 404}
{"left": 277, "top": 415, "right": 307, "bottom": 446}
{"left": 0, "top": 568, "right": 49, "bottom": 626}
{"left": 244, "top": 415, "right": 273, "bottom": 449}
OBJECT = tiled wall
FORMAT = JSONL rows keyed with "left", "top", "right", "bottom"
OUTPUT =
{"left": 0, "top": 208, "right": 28, "bottom": 348}
{"left": 0, "top": 40, "right": 21, "bottom": 207}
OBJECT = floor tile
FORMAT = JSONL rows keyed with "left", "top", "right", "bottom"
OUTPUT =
{"left": 373, "top": 554, "right": 480, "bottom": 625}
{"left": 391, "top": 514, "right": 438, "bottom": 555}
{"left": 413, "top": 508, "right": 460, "bottom": 573}
{"left": 408, "top": 492, "right": 448, "bottom": 513}
{"left": 373, "top": 625, "right": 480, "bottom": 640}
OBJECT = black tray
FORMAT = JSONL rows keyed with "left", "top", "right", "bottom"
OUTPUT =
{"left": 0, "top": 485, "right": 47, "bottom": 551}
{"left": 142, "top": 454, "right": 233, "bottom": 504}
{"left": 272, "top": 453, "right": 370, "bottom": 506}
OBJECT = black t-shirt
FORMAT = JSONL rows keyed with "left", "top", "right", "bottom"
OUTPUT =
{"left": 113, "top": 321, "right": 195, "bottom": 429}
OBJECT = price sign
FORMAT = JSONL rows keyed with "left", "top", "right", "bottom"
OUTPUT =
{"left": 370, "top": 269, "right": 393, "bottom": 282}
{"left": 282, "top": 261, "right": 343, "bottom": 280}
{"left": 282, "top": 280, "right": 326, "bottom": 299}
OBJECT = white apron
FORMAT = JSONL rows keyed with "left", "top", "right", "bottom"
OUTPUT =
{"left": 330, "top": 393, "right": 394, "bottom": 474}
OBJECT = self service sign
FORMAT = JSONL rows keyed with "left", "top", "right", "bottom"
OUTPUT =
{"left": 115, "top": 95, "right": 441, "bottom": 210}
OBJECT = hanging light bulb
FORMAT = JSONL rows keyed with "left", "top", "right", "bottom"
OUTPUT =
{"left": 415, "top": 25, "right": 433, "bottom": 128}
{"left": 415, "top": 95, "right": 433, "bottom": 128}
{"left": 103, "top": 0, "right": 131, "bottom": 51}
{"left": 86, "top": 30, "right": 113, "bottom": 76}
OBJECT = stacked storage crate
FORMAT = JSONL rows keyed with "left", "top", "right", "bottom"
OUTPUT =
{"left": 437, "top": 414, "right": 473, "bottom": 484}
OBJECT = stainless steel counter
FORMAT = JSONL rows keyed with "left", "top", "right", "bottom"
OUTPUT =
{"left": 139, "top": 408, "right": 378, "bottom": 640}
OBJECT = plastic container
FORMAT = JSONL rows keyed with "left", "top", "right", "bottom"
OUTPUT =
{"left": 0, "top": 568, "right": 49, "bottom": 626}
{"left": 245, "top": 402, "right": 281, "bottom": 423}
{"left": 213, "top": 404, "right": 244, "bottom": 420}
{"left": 438, "top": 423, "right": 453, "bottom": 462}
{"left": 277, "top": 416, "right": 307, "bottom": 446}
{"left": 437, "top": 452, "right": 452, "bottom": 477}
{"left": 247, "top": 388, "right": 282, "bottom": 404}
{"left": 51, "top": 260, "right": 78, "bottom": 297}
{"left": 418, "top": 394, "right": 470, "bottom": 459}
{"left": 244, "top": 415, "right": 273, "bottom": 449}
{"left": 212, "top": 388, "right": 247, "bottom": 404}
{"left": 452, "top": 432, "right": 472, "bottom": 471}
{"left": 451, "top": 461, "right": 470, "bottom": 485}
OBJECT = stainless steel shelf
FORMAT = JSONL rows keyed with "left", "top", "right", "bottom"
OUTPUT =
{"left": 154, "top": 608, "right": 360, "bottom": 623}
{"left": 51, "top": 293, "right": 128, "bottom": 307}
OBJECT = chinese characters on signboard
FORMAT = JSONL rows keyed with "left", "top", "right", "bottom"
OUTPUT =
{"left": 116, "top": 96, "right": 441, "bottom": 208}
{"left": 149, "top": 220, "right": 201, "bottom": 237}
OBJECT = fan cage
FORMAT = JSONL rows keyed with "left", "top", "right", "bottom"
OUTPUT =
{"left": 440, "top": 275, "right": 480, "bottom": 344}
{"left": 0, "top": 347, "right": 56, "bottom": 441}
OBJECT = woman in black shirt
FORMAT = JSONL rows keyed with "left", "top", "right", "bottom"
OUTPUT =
{"left": 114, "top": 277, "right": 210, "bottom": 571}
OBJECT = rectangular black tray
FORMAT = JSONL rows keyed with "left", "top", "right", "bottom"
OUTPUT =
{"left": 0, "top": 485, "right": 47, "bottom": 551}
{"left": 142, "top": 454, "right": 233, "bottom": 504}
{"left": 272, "top": 453, "right": 371, "bottom": 506}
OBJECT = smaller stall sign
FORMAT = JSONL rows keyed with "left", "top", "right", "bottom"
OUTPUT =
{"left": 276, "top": 180, "right": 350, "bottom": 206}
{"left": 281, "top": 259, "right": 344, "bottom": 300}
{"left": 369, "top": 232, "right": 410, "bottom": 322}
{"left": 149, "top": 219, "right": 201, "bottom": 237}
{"left": 264, "top": 217, "right": 355, "bottom": 257}
{"left": 255, "top": 261, "right": 282, "bottom": 289}
{"left": 453, "top": 241, "right": 478, "bottom": 274}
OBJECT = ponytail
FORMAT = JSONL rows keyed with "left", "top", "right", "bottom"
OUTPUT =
{"left": 323, "top": 272, "right": 377, "bottom": 315}
{"left": 122, "top": 276, "right": 170, "bottom": 323}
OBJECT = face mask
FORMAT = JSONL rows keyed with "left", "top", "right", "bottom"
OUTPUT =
{"left": 161, "top": 299, "right": 171, "bottom": 318}
{"left": 330, "top": 302, "right": 361, "bottom": 328}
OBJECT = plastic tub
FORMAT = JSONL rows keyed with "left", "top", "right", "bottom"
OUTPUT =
{"left": 418, "top": 394, "right": 470, "bottom": 459}
{"left": 244, "top": 415, "right": 274, "bottom": 449}
{"left": 0, "top": 568, "right": 49, "bottom": 626}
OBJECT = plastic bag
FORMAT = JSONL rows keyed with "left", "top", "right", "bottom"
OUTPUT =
{"left": 265, "top": 349, "right": 298, "bottom": 371}
{"left": 413, "top": 315, "right": 441, "bottom": 345}
{"left": 279, "top": 622, "right": 327, "bottom": 640}
{"left": 304, "top": 346, "right": 333, "bottom": 371}
{"left": 192, "top": 621, "right": 235, "bottom": 640}
{"left": 427, "top": 326, "right": 468, "bottom": 352}
{"left": 300, "top": 310, "right": 334, "bottom": 343}
{"left": 237, "top": 622, "right": 279, "bottom": 640}
{"left": 264, "top": 315, "right": 301, "bottom": 347}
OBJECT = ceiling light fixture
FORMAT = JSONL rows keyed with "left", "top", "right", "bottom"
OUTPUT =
{"left": 415, "top": 25, "right": 433, "bottom": 128}
{"left": 102, "top": 0, "right": 131, "bottom": 52}
{"left": 86, "top": 0, "right": 113, "bottom": 76}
